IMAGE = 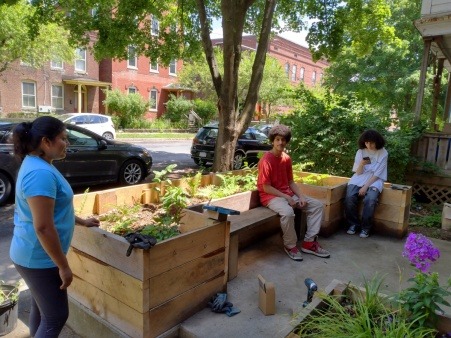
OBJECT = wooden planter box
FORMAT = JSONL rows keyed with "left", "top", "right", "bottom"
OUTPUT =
{"left": 67, "top": 217, "right": 229, "bottom": 337}
{"left": 289, "top": 279, "right": 451, "bottom": 337}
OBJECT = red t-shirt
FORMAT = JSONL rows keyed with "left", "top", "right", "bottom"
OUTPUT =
{"left": 257, "top": 151, "right": 294, "bottom": 206}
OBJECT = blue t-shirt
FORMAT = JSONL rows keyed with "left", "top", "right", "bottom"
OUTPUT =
{"left": 10, "top": 155, "right": 75, "bottom": 268}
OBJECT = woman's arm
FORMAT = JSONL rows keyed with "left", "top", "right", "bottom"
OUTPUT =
{"left": 75, "top": 215, "right": 100, "bottom": 227}
{"left": 28, "top": 195, "right": 72, "bottom": 289}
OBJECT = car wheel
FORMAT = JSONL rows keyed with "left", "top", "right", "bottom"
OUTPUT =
{"left": 103, "top": 132, "right": 114, "bottom": 140}
{"left": 233, "top": 152, "right": 245, "bottom": 170}
{"left": 119, "top": 160, "right": 144, "bottom": 185}
{"left": 0, "top": 172, "right": 13, "bottom": 206}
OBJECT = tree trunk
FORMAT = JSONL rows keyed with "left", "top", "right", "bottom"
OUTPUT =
{"left": 196, "top": 0, "right": 277, "bottom": 172}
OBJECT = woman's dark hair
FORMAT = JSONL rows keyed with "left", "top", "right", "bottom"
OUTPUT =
{"left": 268, "top": 124, "right": 291, "bottom": 143}
{"left": 13, "top": 116, "right": 65, "bottom": 160}
{"left": 358, "top": 129, "right": 386, "bottom": 149}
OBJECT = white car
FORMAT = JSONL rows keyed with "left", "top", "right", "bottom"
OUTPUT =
{"left": 58, "top": 113, "right": 116, "bottom": 139}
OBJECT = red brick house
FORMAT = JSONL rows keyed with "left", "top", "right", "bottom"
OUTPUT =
{"left": 212, "top": 35, "right": 329, "bottom": 87}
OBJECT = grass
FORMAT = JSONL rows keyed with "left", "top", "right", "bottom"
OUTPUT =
{"left": 117, "top": 132, "right": 194, "bottom": 139}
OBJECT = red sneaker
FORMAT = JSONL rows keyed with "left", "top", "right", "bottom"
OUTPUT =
{"left": 301, "top": 240, "right": 330, "bottom": 258}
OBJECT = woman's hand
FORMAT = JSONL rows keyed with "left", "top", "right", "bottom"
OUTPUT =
{"left": 84, "top": 217, "right": 100, "bottom": 228}
{"left": 59, "top": 266, "right": 73, "bottom": 290}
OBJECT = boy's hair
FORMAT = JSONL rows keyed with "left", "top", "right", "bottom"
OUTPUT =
{"left": 358, "top": 129, "right": 386, "bottom": 149}
{"left": 268, "top": 124, "right": 291, "bottom": 143}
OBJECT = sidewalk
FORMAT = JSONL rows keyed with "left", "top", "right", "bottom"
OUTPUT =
{"left": 2, "top": 202, "right": 451, "bottom": 337}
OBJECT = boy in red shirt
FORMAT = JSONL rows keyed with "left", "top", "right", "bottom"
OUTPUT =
{"left": 257, "top": 125, "right": 330, "bottom": 261}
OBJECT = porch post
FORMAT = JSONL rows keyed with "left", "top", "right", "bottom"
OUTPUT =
{"left": 431, "top": 58, "right": 444, "bottom": 130}
{"left": 444, "top": 73, "right": 451, "bottom": 122}
{"left": 414, "top": 38, "right": 432, "bottom": 124}
{"left": 77, "top": 83, "right": 82, "bottom": 113}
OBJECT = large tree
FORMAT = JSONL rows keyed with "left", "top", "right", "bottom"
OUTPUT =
{"left": 22, "top": 0, "right": 396, "bottom": 171}
{"left": 0, "top": 0, "right": 74, "bottom": 74}
{"left": 179, "top": 48, "right": 290, "bottom": 119}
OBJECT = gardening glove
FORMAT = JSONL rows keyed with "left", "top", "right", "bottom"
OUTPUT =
{"left": 223, "top": 303, "right": 241, "bottom": 317}
{"left": 124, "top": 232, "right": 157, "bottom": 257}
{"left": 208, "top": 293, "right": 228, "bottom": 312}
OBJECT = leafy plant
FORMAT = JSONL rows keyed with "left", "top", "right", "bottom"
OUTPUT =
{"left": 140, "top": 224, "right": 180, "bottom": 242}
{"left": 161, "top": 186, "right": 188, "bottom": 223}
{"left": 103, "top": 89, "right": 149, "bottom": 129}
{"left": 185, "top": 172, "right": 203, "bottom": 198}
{"left": 396, "top": 233, "right": 451, "bottom": 329}
{"left": 152, "top": 164, "right": 178, "bottom": 200}
{"left": 296, "top": 174, "right": 330, "bottom": 186}
{"left": 294, "top": 276, "right": 435, "bottom": 337}
{"left": 99, "top": 204, "right": 141, "bottom": 235}
{"left": 0, "top": 280, "right": 20, "bottom": 306}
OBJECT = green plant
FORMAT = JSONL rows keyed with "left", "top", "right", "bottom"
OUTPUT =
{"left": 296, "top": 173, "right": 330, "bottom": 186}
{"left": 294, "top": 276, "right": 436, "bottom": 337}
{"left": 396, "top": 233, "right": 451, "bottom": 329}
{"left": 0, "top": 280, "right": 20, "bottom": 306}
{"left": 152, "top": 164, "right": 177, "bottom": 200}
{"left": 164, "top": 95, "right": 193, "bottom": 123}
{"left": 103, "top": 89, "right": 149, "bottom": 128}
{"left": 140, "top": 224, "right": 180, "bottom": 242}
{"left": 185, "top": 172, "right": 203, "bottom": 198}
{"left": 99, "top": 204, "right": 141, "bottom": 235}
{"left": 161, "top": 186, "right": 188, "bottom": 223}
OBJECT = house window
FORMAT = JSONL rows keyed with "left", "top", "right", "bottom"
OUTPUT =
{"left": 75, "top": 48, "right": 86, "bottom": 72}
{"left": 149, "top": 89, "right": 158, "bottom": 110}
{"left": 150, "top": 15, "right": 159, "bottom": 36}
{"left": 169, "top": 59, "right": 177, "bottom": 75}
{"left": 150, "top": 60, "right": 158, "bottom": 72}
{"left": 22, "top": 82, "right": 36, "bottom": 108}
{"left": 127, "top": 46, "right": 137, "bottom": 68}
{"left": 128, "top": 87, "right": 137, "bottom": 94}
{"left": 51, "top": 85, "right": 64, "bottom": 109}
{"left": 284, "top": 63, "right": 290, "bottom": 78}
{"left": 51, "top": 59, "right": 63, "bottom": 69}
{"left": 300, "top": 67, "right": 305, "bottom": 81}
{"left": 312, "top": 71, "right": 317, "bottom": 84}
{"left": 291, "top": 65, "right": 297, "bottom": 81}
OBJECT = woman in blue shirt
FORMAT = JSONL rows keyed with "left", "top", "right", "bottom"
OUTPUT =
{"left": 10, "top": 116, "right": 99, "bottom": 338}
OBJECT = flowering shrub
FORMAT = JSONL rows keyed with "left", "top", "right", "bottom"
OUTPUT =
{"left": 397, "top": 233, "right": 451, "bottom": 330}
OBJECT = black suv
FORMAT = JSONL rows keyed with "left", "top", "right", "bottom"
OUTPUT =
{"left": 191, "top": 123, "right": 272, "bottom": 169}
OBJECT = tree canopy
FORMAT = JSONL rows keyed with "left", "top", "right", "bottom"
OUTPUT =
{"left": 0, "top": 0, "right": 74, "bottom": 73}
{"left": 14, "top": 0, "right": 399, "bottom": 171}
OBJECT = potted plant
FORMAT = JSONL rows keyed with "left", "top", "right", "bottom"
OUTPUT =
{"left": 0, "top": 280, "right": 20, "bottom": 336}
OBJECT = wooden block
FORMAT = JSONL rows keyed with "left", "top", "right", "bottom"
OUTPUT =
{"left": 210, "top": 190, "right": 261, "bottom": 212}
{"left": 258, "top": 274, "right": 275, "bottom": 315}
{"left": 373, "top": 219, "right": 408, "bottom": 238}
{"left": 114, "top": 184, "right": 145, "bottom": 206}
{"left": 179, "top": 209, "right": 219, "bottom": 233}
{"left": 379, "top": 186, "right": 412, "bottom": 207}
{"left": 296, "top": 181, "right": 347, "bottom": 205}
{"left": 148, "top": 249, "right": 226, "bottom": 308}
{"left": 67, "top": 248, "right": 148, "bottom": 313}
{"left": 323, "top": 201, "right": 344, "bottom": 222}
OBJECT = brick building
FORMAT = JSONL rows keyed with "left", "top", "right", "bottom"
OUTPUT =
{"left": 213, "top": 34, "right": 328, "bottom": 87}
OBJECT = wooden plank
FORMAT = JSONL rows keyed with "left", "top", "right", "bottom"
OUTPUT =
{"left": 71, "top": 226, "right": 148, "bottom": 281}
{"left": 379, "top": 186, "right": 412, "bottom": 207}
{"left": 210, "top": 190, "right": 260, "bottom": 212}
{"left": 147, "top": 222, "right": 228, "bottom": 279}
{"left": 426, "top": 137, "right": 438, "bottom": 163}
{"left": 114, "top": 185, "right": 146, "bottom": 206}
{"left": 228, "top": 234, "right": 239, "bottom": 281}
{"left": 148, "top": 275, "right": 226, "bottom": 337}
{"left": 95, "top": 191, "right": 117, "bottom": 214}
{"left": 69, "top": 277, "right": 145, "bottom": 338}
{"left": 322, "top": 201, "right": 344, "bottom": 222}
{"left": 67, "top": 248, "right": 148, "bottom": 313}
{"left": 437, "top": 138, "right": 449, "bottom": 168}
{"left": 179, "top": 209, "right": 219, "bottom": 233}
{"left": 228, "top": 207, "right": 278, "bottom": 233}
{"left": 296, "top": 182, "right": 347, "bottom": 205}
{"left": 373, "top": 219, "right": 408, "bottom": 239}
{"left": 73, "top": 191, "right": 97, "bottom": 216}
{"left": 148, "top": 249, "right": 226, "bottom": 308}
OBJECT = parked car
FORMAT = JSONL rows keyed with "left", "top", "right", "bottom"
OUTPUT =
{"left": 191, "top": 123, "right": 272, "bottom": 169}
{"left": 57, "top": 113, "right": 116, "bottom": 140}
{"left": 256, "top": 124, "right": 273, "bottom": 136}
{"left": 0, "top": 121, "right": 152, "bottom": 206}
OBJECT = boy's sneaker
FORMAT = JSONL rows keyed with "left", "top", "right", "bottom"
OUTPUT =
{"left": 284, "top": 246, "right": 303, "bottom": 261}
{"left": 359, "top": 230, "right": 369, "bottom": 238}
{"left": 347, "top": 225, "right": 357, "bottom": 235}
{"left": 301, "top": 239, "right": 330, "bottom": 258}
